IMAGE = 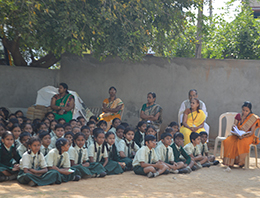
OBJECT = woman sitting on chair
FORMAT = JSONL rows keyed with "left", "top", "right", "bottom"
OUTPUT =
{"left": 180, "top": 98, "right": 206, "bottom": 146}
{"left": 98, "top": 87, "right": 124, "bottom": 131}
{"left": 50, "top": 83, "right": 75, "bottom": 123}
{"left": 223, "top": 101, "right": 260, "bottom": 168}
{"left": 140, "top": 92, "right": 162, "bottom": 134}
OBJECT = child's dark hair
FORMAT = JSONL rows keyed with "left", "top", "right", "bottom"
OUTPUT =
{"left": 116, "top": 125, "right": 125, "bottom": 131}
{"left": 2, "top": 131, "right": 17, "bottom": 157}
{"left": 121, "top": 122, "right": 129, "bottom": 129}
{"left": 97, "top": 120, "right": 107, "bottom": 127}
{"left": 87, "top": 121, "right": 96, "bottom": 126}
{"left": 93, "top": 128, "right": 105, "bottom": 154}
{"left": 11, "top": 123, "right": 21, "bottom": 132}
{"left": 81, "top": 125, "right": 90, "bottom": 132}
{"left": 146, "top": 125, "right": 156, "bottom": 132}
{"left": 0, "top": 118, "right": 7, "bottom": 126}
{"left": 161, "top": 133, "right": 172, "bottom": 140}
{"left": 77, "top": 116, "right": 84, "bottom": 121}
{"left": 0, "top": 123, "right": 6, "bottom": 131}
{"left": 190, "top": 132, "right": 200, "bottom": 142}
{"left": 19, "top": 132, "right": 31, "bottom": 142}
{"left": 45, "top": 112, "right": 55, "bottom": 119}
{"left": 58, "top": 118, "right": 66, "bottom": 124}
{"left": 136, "top": 121, "right": 147, "bottom": 130}
{"left": 105, "top": 131, "right": 115, "bottom": 139}
{"left": 165, "top": 127, "right": 174, "bottom": 133}
{"left": 69, "top": 119, "right": 77, "bottom": 124}
{"left": 41, "top": 117, "right": 50, "bottom": 124}
{"left": 64, "top": 123, "right": 71, "bottom": 128}
{"left": 173, "top": 132, "right": 184, "bottom": 140}
{"left": 89, "top": 115, "right": 98, "bottom": 122}
{"left": 36, "top": 122, "right": 48, "bottom": 133}
{"left": 9, "top": 118, "right": 19, "bottom": 125}
{"left": 65, "top": 131, "right": 74, "bottom": 138}
{"left": 73, "top": 132, "right": 86, "bottom": 147}
{"left": 199, "top": 131, "right": 208, "bottom": 137}
{"left": 21, "top": 122, "right": 32, "bottom": 131}
{"left": 32, "top": 118, "right": 41, "bottom": 132}
{"left": 39, "top": 131, "right": 51, "bottom": 140}
{"left": 50, "top": 119, "right": 58, "bottom": 130}
{"left": 27, "top": 137, "right": 41, "bottom": 154}
{"left": 145, "top": 135, "right": 156, "bottom": 143}
{"left": 111, "top": 118, "right": 120, "bottom": 127}
{"left": 168, "top": 121, "right": 179, "bottom": 128}
{"left": 55, "top": 124, "right": 65, "bottom": 130}
{"left": 15, "top": 110, "right": 24, "bottom": 117}
{"left": 8, "top": 113, "right": 17, "bottom": 119}
{"left": 123, "top": 127, "right": 135, "bottom": 135}
{"left": 55, "top": 138, "right": 68, "bottom": 155}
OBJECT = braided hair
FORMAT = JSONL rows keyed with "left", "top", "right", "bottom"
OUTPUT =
{"left": 55, "top": 138, "right": 68, "bottom": 155}
{"left": 27, "top": 137, "right": 41, "bottom": 155}
{"left": 72, "top": 132, "right": 86, "bottom": 147}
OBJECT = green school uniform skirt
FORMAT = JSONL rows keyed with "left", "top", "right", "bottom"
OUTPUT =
{"left": 133, "top": 165, "right": 146, "bottom": 175}
{"left": 119, "top": 157, "right": 133, "bottom": 170}
{"left": 72, "top": 163, "right": 106, "bottom": 177}
{"left": 100, "top": 158, "right": 123, "bottom": 175}
{"left": 17, "top": 170, "right": 62, "bottom": 186}
{"left": 0, "top": 167, "right": 19, "bottom": 176}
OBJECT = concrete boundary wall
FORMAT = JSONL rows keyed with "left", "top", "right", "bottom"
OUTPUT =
{"left": 60, "top": 54, "right": 260, "bottom": 140}
{"left": 0, "top": 65, "right": 60, "bottom": 108}
{"left": 1, "top": 54, "right": 260, "bottom": 140}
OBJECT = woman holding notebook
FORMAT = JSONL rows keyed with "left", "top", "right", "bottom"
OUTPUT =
{"left": 223, "top": 101, "right": 260, "bottom": 167}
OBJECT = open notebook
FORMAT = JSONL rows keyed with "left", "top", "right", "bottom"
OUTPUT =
{"left": 231, "top": 125, "right": 250, "bottom": 137}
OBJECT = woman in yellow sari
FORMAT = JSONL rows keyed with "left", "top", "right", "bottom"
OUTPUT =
{"left": 98, "top": 87, "right": 124, "bottom": 131}
{"left": 180, "top": 98, "right": 206, "bottom": 145}
{"left": 223, "top": 101, "right": 260, "bottom": 167}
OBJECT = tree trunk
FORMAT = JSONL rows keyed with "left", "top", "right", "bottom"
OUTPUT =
{"left": 30, "top": 53, "right": 60, "bottom": 68}
{"left": 195, "top": 1, "right": 203, "bottom": 58}
{"left": 2, "top": 37, "right": 27, "bottom": 66}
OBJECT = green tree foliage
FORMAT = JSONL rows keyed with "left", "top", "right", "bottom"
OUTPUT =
{"left": 202, "top": 6, "right": 260, "bottom": 59}
{"left": 0, "top": 0, "right": 197, "bottom": 67}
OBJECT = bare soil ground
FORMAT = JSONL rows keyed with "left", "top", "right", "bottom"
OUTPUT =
{"left": 1, "top": 149, "right": 260, "bottom": 198}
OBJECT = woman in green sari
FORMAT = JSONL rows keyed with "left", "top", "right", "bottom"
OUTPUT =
{"left": 51, "top": 83, "right": 75, "bottom": 123}
{"left": 140, "top": 92, "right": 162, "bottom": 135}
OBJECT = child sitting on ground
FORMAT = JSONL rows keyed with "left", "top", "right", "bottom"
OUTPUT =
{"left": 17, "top": 137, "right": 60, "bottom": 187}
{"left": 184, "top": 132, "right": 210, "bottom": 170}
{"left": 170, "top": 132, "right": 194, "bottom": 173}
{"left": 118, "top": 128, "right": 139, "bottom": 170}
{"left": 17, "top": 132, "right": 31, "bottom": 157}
{"left": 134, "top": 121, "right": 147, "bottom": 148}
{"left": 81, "top": 126, "right": 93, "bottom": 148}
{"left": 50, "top": 124, "right": 65, "bottom": 149}
{"left": 168, "top": 121, "right": 179, "bottom": 133}
{"left": 155, "top": 133, "right": 186, "bottom": 174}
{"left": 115, "top": 125, "right": 125, "bottom": 149}
{"left": 199, "top": 132, "right": 219, "bottom": 165}
{"left": 87, "top": 121, "right": 96, "bottom": 136}
{"left": 108, "top": 118, "right": 121, "bottom": 134}
{"left": 69, "top": 132, "right": 106, "bottom": 178}
{"left": 39, "top": 131, "right": 51, "bottom": 156}
{"left": 97, "top": 120, "right": 108, "bottom": 133}
{"left": 132, "top": 135, "right": 168, "bottom": 178}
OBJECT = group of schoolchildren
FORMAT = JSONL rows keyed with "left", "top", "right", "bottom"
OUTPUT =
{"left": 0, "top": 109, "right": 219, "bottom": 187}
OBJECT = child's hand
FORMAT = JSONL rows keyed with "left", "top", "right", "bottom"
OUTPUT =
{"left": 12, "top": 164, "right": 19, "bottom": 171}
{"left": 83, "top": 162, "right": 90, "bottom": 167}
{"left": 118, "top": 162, "right": 126, "bottom": 169}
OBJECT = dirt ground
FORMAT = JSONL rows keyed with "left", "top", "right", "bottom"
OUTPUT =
{"left": 1, "top": 152, "right": 260, "bottom": 197}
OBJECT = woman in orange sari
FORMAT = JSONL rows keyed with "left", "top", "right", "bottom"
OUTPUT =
{"left": 223, "top": 101, "right": 260, "bottom": 167}
{"left": 180, "top": 98, "right": 206, "bottom": 145}
{"left": 98, "top": 87, "right": 124, "bottom": 131}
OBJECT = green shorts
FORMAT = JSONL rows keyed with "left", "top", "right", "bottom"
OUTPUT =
{"left": 133, "top": 165, "right": 146, "bottom": 175}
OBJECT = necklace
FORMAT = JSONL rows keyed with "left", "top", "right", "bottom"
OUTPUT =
{"left": 59, "top": 93, "right": 68, "bottom": 106}
{"left": 191, "top": 109, "right": 198, "bottom": 127}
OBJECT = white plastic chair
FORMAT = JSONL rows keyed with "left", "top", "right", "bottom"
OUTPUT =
{"left": 214, "top": 112, "right": 237, "bottom": 158}
{"left": 244, "top": 128, "right": 260, "bottom": 169}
